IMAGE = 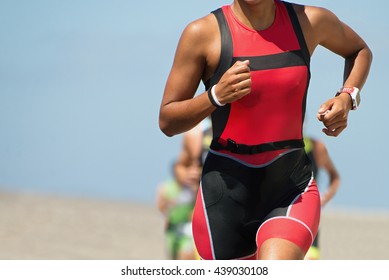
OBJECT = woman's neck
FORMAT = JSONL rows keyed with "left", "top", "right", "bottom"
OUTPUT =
{"left": 231, "top": 0, "right": 276, "bottom": 31}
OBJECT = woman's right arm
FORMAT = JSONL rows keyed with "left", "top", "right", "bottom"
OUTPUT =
{"left": 159, "top": 15, "right": 252, "bottom": 137}
{"left": 159, "top": 17, "right": 216, "bottom": 137}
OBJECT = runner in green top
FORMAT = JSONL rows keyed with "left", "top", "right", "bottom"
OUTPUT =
{"left": 156, "top": 177, "right": 197, "bottom": 260}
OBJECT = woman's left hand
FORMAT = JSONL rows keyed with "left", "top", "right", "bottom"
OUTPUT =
{"left": 316, "top": 93, "right": 352, "bottom": 137}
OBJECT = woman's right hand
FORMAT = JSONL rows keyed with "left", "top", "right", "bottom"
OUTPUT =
{"left": 213, "top": 60, "right": 252, "bottom": 105}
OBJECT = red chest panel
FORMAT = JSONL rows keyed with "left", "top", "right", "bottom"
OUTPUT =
{"left": 207, "top": 1, "right": 310, "bottom": 165}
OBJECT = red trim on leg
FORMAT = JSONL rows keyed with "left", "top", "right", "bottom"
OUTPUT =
{"left": 256, "top": 217, "right": 313, "bottom": 253}
{"left": 192, "top": 187, "right": 214, "bottom": 260}
{"left": 287, "top": 180, "right": 321, "bottom": 242}
{"left": 256, "top": 181, "right": 321, "bottom": 254}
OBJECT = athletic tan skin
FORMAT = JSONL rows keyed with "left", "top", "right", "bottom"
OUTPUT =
{"left": 159, "top": 0, "right": 372, "bottom": 259}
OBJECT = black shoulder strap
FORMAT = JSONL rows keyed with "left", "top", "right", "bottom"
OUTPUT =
{"left": 204, "top": 8, "right": 233, "bottom": 90}
{"left": 283, "top": 1, "right": 310, "bottom": 67}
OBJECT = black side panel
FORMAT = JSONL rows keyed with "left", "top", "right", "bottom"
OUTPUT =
{"left": 204, "top": 8, "right": 233, "bottom": 89}
{"left": 283, "top": 1, "right": 311, "bottom": 133}
{"left": 283, "top": 1, "right": 311, "bottom": 67}
{"left": 206, "top": 8, "right": 234, "bottom": 139}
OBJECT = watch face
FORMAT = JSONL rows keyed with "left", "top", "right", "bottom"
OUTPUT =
{"left": 355, "top": 92, "right": 361, "bottom": 107}
{"left": 351, "top": 88, "right": 360, "bottom": 109}
{"left": 336, "top": 87, "right": 360, "bottom": 110}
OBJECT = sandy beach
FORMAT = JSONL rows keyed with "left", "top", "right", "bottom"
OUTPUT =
{"left": 0, "top": 191, "right": 387, "bottom": 260}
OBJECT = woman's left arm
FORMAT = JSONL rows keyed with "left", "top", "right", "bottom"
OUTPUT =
{"left": 301, "top": 6, "right": 373, "bottom": 136}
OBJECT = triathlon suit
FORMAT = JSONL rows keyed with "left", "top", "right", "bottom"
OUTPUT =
{"left": 193, "top": 117, "right": 213, "bottom": 260}
{"left": 192, "top": 0, "right": 321, "bottom": 260}
{"left": 161, "top": 179, "right": 196, "bottom": 259}
{"left": 304, "top": 137, "right": 321, "bottom": 259}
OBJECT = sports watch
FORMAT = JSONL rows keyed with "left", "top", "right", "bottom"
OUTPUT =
{"left": 335, "top": 86, "right": 360, "bottom": 110}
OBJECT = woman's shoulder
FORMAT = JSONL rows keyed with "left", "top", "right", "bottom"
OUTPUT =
{"left": 291, "top": 2, "right": 339, "bottom": 27}
{"left": 182, "top": 12, "right": 219, "bottom": 42}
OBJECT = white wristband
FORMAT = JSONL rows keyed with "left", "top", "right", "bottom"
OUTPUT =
{"left": 211, "top": 85, "right": 225, "bottom": 107}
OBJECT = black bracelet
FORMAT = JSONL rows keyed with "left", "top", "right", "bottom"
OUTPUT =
{"left": 207, "top": 86, "right": 222, "bottom": 107}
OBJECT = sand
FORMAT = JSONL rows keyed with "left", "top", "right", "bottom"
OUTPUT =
{"left": 0, "top": 191, "right": 387, "bottom": 260}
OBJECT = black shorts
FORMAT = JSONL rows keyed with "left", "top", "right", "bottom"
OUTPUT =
{"left": 192, "top": 149, "right": 320, "bottom": 260}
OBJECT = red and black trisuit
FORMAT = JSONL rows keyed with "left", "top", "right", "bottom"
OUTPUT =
{"left": 192, "top": 0, "right": 321, "bottom": 260}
